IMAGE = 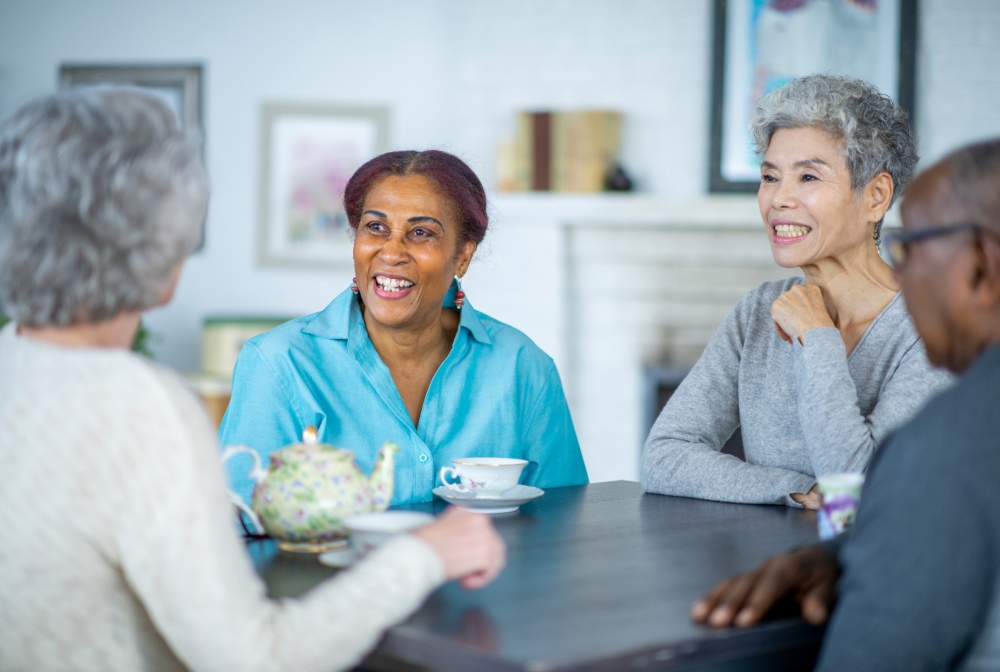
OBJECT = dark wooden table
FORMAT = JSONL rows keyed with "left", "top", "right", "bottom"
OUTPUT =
{"left": 250, "top": 481, "right": 825, "bottom": 671}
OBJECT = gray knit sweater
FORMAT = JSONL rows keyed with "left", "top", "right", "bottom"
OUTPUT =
{"left": 641, "top": 277, "right": 954, "bottom": 506}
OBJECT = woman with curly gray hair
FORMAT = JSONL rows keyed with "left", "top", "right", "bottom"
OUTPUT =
{"left": 642, "top": 74, "right": 952, "bottom": 508}
{"left": 0, "top": 88, "right": 504, "bottom": 671}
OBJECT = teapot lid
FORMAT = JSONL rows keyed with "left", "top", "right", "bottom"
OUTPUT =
{"left": 270, "top": 425, "right": 352, "bottom": 464}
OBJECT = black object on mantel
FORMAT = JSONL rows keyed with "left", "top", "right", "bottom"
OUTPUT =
{"left": 605, "top": 162, "right": 634, "bottom": 191}
{"left": 254, "top": 481, "right": 823, "bottom": 671}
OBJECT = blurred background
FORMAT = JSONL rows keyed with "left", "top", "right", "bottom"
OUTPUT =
{"left": 1, "top": 0, "right": 998, "bottom": 481}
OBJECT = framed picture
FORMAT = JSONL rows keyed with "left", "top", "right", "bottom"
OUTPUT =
{"left": 708, "top": 0, "right": 918, "bottom": 193}
{"left": 257, "top": 103, "right": 388, "bottom": 267}
{"left": 59, "top": 63, "right": 206, "bottom": 248}
{"left": 59, "top": 63, "right": 203, "bottom": 136}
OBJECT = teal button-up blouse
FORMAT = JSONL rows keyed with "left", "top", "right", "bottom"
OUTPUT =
{"left": 219, "top": 285, "right": 588, "bottom": 505}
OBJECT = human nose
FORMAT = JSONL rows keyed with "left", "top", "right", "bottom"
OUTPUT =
{"left": 376, "top": 230, "right": 410, "bottom": 264}
{"left": 771, "top": 177, "right": 797, "bottom": 210}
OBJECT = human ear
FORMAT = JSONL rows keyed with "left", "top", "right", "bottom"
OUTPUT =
{"left": 969, "top": 235, "right": 1000, "bottom": 309}
{"left": 155, "top": 263, "right": 185, "bottom": 307}
{"left": 865, "top": 172, "right": 894, "bottom": 224}
{"left": 455, "top": 241, "right": 477, "bottom": 278}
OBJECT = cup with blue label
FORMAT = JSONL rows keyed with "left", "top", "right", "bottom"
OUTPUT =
{"left": 817, "top": 473, "right": 865, "bottom": 540}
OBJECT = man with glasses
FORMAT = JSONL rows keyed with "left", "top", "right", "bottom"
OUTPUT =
{"left": 691, "top": 138, "right": 1000, "bottom": 671}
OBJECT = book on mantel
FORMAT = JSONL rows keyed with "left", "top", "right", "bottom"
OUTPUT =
{"left": 504, "top": 109, "right": 622, "bottom": 193}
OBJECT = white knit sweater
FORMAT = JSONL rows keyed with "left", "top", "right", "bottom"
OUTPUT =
{"left": 0, "top": 323, "right": 444, "bottom": 672}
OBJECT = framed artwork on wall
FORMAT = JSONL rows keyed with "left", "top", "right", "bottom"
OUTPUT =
{"left": 59, "top": 63, "right": 203, "bottom": 137}
{"left": 708, "top": 0, "right": 918, "bottom": 193}
{"left": 257, "top": 103, "right": 388, "bottom": 267}
{"left": 59, "top": 63, "right": 206, "bottom": 248}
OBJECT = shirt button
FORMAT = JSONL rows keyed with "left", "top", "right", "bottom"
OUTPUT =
{"left": 418, "top": 453, "right": 429, "bottom": 464}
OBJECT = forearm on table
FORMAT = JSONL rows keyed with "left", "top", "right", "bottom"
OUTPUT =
{"left": 146, "top": 531, "right": 444, "bottom": 672}
{"left": 642, "top": 438, "right": 816, "bottom": 505}
{"left": 252, "top": 535, "right": 445, "bottom": 671}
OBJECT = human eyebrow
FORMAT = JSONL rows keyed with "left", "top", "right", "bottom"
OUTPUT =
{"left": 760, "top": 159, "right": 830, "bottom": 171}
{"left": 793, "top": 158, "right": 830, "bottom": 169}
{"left": 408, "top": 216, "right": 444, "bottom": 228}
{"left": 362, "top": 209, "right": 387, "bottom": 218}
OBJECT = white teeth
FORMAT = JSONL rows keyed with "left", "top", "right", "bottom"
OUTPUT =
{"left": 375, "top": 276, "right": 414, "bottom": 292}
{"left": 774, "top": 224, "right": 810, "bottom": 238}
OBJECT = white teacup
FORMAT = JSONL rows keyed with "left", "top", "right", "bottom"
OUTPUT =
{"left": 439, "top": 457, "right": 529, "bottom": 497}
{"left": 343, "top": 511, "right": 435, "bottom": 556}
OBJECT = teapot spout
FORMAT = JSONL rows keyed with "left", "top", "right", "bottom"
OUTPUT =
{"left": 368, "top": 442, "right": 400, "bottom": 511}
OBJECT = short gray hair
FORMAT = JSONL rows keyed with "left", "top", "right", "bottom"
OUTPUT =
{"left": 0, "top": 87, "right": 208, "bottom": 327}
{"left": 749, "top": 74, "right": 918, "bottom": 208}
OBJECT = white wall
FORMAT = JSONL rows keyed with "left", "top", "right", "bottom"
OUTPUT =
{"left": 2, "top": 0, "right": 999, "bottom": 479}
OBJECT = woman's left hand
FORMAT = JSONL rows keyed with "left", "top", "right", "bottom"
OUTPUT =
{"left": 790, "top": 484, "right": 822, "bottom": 510}
{"left": 770, "top": 284, "right": 835, "bottom": 345}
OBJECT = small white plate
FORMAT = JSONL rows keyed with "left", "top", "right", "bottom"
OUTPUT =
{"left": 318, "top": 546, "right": 359, "bottom": 569}
{"left": 432, "top": 484, "right": 544, "bottom": 514}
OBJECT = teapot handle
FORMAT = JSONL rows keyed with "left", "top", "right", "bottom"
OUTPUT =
{"left": 220, "top": 445, "right": 267, "bottom": 535}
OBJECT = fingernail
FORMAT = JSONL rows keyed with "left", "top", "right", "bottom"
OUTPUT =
{"left": 708, "top": 607, "right": 730, "bottom": 626}
{"left": 735, "top": 608, "right": 754, "bottom": 626}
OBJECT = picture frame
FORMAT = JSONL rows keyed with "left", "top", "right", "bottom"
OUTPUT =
{"left": 59, "top": 63, "right": 206, "bottom": 249}
{"left": 708, "top": 0, "right": 918, "bottom": 193}
{"left": 59, "top": 63, "right": 203, "bottom": 137}
{"left": 257, "top": 103, "right": 388, "bottom": 268}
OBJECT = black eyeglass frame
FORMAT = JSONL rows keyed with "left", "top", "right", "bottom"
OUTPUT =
{"left": 883, "top": 222, "right": 984, "bottom": 268}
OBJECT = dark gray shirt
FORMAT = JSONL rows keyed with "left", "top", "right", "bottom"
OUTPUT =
{"left": 818, "top": 345, "right": 1000, "bottom": 671}
{"left": 642, "top": 278, "right": 952, "bottom": 505}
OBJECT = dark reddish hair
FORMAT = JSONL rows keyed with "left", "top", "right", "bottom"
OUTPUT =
{"left": 343, "top": 150, "right": 488, "bottom": 246}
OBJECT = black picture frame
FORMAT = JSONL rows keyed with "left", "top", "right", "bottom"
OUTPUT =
{"left": 708, "top": 0, "right": 918, "bottom": 193}
{"left": 58, "top": 63, "right": 206, "bottom": 249}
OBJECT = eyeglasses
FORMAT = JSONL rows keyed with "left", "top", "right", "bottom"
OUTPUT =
{"left": 883, "top": 222, "right": 984, "bottom": 268}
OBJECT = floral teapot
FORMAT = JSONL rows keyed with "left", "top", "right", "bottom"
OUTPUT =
{"left": 221, "top": 426, "right": 400, "bottom": 552}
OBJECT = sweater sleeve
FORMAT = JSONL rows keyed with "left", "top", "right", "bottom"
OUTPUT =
{"left": 118, "top": 370, "right": 445, "bottom": 672}
{"left": 641, "top": 297, "right": 817, "bottom": 505}
{"left": 815, "top": 424, "right": 994, "bottom": 671}
{"left": 794, "top": 328, "right": 952, "bottom": 477}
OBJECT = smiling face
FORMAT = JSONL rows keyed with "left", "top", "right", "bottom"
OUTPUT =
{"left": 758, "top": 126, "right": 875, "bottom": 269}
{"left": 353, "top": 173, "right": 475, "bottom": 332}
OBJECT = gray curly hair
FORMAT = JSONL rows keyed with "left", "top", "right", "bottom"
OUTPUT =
{"left": 0, "top": 87, "right": 208, "bottom": 327}
{"left": 749, "top": 74, "right": 918, "bottom": 212}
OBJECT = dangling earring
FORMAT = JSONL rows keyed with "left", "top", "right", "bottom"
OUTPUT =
{"left": 873, "top": 222, "right": 883, "bottom": 257}
{"left": 454, "top": 277, "right": 466, "bottom": 310}
{"left": 351, "top": 277, "right": 359, "bottom": 293}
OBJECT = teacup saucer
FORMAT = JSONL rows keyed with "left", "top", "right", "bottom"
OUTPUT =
{"left": 432, "top": 484, "right": 544, "bottom": 514}
{"left": 318, "top": 546, "right": 359, "bottom": 569}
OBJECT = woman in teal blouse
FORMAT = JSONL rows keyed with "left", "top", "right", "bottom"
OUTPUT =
{"left": 220, "top": 150, "right": 588, "bottom": 505}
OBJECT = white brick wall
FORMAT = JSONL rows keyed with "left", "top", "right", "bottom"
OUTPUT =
{"left": 918, "top": 0, "right": 1000, "bottom": 164}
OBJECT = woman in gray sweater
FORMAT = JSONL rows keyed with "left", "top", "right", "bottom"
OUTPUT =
{"left": 641, "top": 75, "right": 952, "bottom": 507}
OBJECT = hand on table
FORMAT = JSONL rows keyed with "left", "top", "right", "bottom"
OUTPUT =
{"left": 691, "top": 544, "right": 840, "bottom": 628}
{"left": 790, "top": 484, "right": 822, "bottom": 510}
{"left": 771, "top": 284, "right": 835, "bottom": 345}
{"left": 412, "top": 506, "right": 506, "bottom": 590}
